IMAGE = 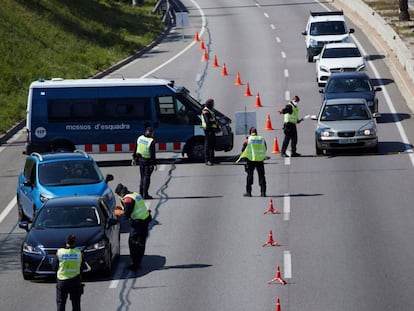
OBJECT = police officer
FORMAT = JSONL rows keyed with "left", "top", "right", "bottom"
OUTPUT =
{"left": 115, "top": 183, "right": 152, "bottom": 270}
{"left": 133, "top": 127, "right": 156, "bottom": 199}
{"left": 201, "top": 98, "right": 219, "bottom": 166}
{"left": 56, "top": 234, "right": 83, "bottom": 311}
{"left": 278, "top": 95, "right": 302, "bottom": 157}
{"left": 237, "top": 127, "right": 267, "bottom": 197}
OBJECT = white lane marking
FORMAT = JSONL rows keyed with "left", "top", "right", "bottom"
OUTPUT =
{"left": 285, "top": 90, "right": 290, "bottom": 101}
{"left": 109, "top": 264, "right": 123, "bottom": 288}
{"left": 284, "top": 69, "right": 289, "bottom": 78}
{"left": 264, "top": 12, "right": 269, "bottom": 18}
{"left": 140, "top": 0, "right": 206, "bottom": 79}
{"left": 0, "top": 197, "right": 16, "bottom": 223}
{"left": 158, "top": 164, "right": 166, "bottom": 171}
{"left": 275, "top": 37, "right": 281, "bottom": 43}
{"left": 283, "top": 194, "right": 290, "bottom": 221}
{"left": 270, "top": 24, "right": 276, "bottom": 30}
{"left": 283, "top": 250, "right": 292, "bottom": 279}
{"left": 281, "top": 51, "right": 286, "bottom": 59}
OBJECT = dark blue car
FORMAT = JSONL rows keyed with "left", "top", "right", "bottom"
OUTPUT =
{"left": 319, "top": 72, "right": 382, "bottom": 113}
{"left": 19, "top": 195, "right": 120, "bottom": 280}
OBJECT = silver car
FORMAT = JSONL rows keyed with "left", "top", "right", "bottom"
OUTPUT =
{"left": 311, "top": 98, "right": 379, "bottom": 155}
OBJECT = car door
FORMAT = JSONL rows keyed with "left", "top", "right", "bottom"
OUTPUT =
{"left": 99, "top": 200, "right": 120, "bottom": 258}
{"left": 18, "top": 158, "right": 37, "bottom": 220}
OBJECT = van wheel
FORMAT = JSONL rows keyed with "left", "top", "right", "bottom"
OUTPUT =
{"left": 187, "top": 141, "right": 204, "bottom": 162}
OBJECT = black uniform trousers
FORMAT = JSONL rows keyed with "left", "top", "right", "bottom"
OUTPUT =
{"left": 245, "top": 160, "right": 266, "bottom": 195}
{"left": 204, "top": 130, "right": 216, "bottom": 163}
{"left": 281, "top": 122, "right": 298, "bottom": 154}
{"left": 138, "top": 158, "right": 154, "bottom": 197}
{"left": 56, "top": 274, "right": 82, "bottom": 311}
{"left": 129, "top": 215, "right": 152, "bottom": 266}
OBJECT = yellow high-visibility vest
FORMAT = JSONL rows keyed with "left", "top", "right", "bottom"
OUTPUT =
{"left": 201, "top": 107, "right": 218, "bottom": 129}
{"left": 57, "top": 248, "right": 81, "bottom": 280}
{"left": 284, "top": 102, "right": 299, "bottom": 124}
{"left": 136, "top": 135, "right": 153, "bottom": 159}
{"left": 125, "top": 193, "right": 149, "bottom": 220}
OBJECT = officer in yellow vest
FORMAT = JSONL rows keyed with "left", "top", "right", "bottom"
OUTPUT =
{"left": 278, "top": 95, "right": 302, "bottom": 157}
{"left": 56, "top": 234, "right": 83, "bottom": 311}
{"left": 201, "top": 98, "right": 219, "bottom": 166}
{"left": 115, "top": 183, "right": 152, "bottom": 270}
{"left": 133, "top": 127, "right": 157, "bottom": 199}
{"left": 238, "top": 127, "right": 267, "bottom": 197}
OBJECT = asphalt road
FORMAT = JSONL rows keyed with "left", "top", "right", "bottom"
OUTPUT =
{"left": 1, "top": 0, "right": 414, "bottom": 310}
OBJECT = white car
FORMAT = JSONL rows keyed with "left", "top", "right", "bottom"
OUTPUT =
{"left": 314, "top": 42, "right": 365, "bottom": 86}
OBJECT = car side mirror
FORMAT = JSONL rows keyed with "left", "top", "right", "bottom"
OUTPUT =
{"left": 105, "top": 174, "right": 114, "bottom": 183}
{"left": 23, "top": 179, "right": 34, "bottom": 187}
{"left": 349, "top": 28, "right": 355, "bottom": 34}
{"left": 301, "top": 30, "right": 307, "bottom": 36}
{"left": 19, "top": 221, "right": 29, "bottom": 232}
{"left": 375, "top": 87, "right": 382, "bottom": 92}
{"left": 310, "top": 115, "right": 318, "bottom": 120}
{"left": 319, "top": 89, "right": 324, "bottom": 94}
{"left": 313, "top": 55, "right": 320, "bottom": 61}
{"left": 373, "top": 113, "right": 381, "bottom": 118}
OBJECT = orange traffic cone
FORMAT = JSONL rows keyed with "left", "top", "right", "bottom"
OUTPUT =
{"left": 255, "top": 92, "right": 263, "bottom": 108}
{"left": 194, "top": 31, "right": 200, "bottom": 42}
{"left": 264, "top": 114, "right": 274, "bottom": 130}
{"left": 200, "top": 39, "right": 205, "bottom": 50}
{"left": 202, "top": 49, "right": 209, "bottom": 61}
{"left": 262, "top": 230, "right": 281, "bottom": 247}
{"left": 244, "top": 82, "right": 252, "bottom": 96}
{"left": 272, "top": 136, "right": 280, "bottom": 154}
{"left": 267, "top": 265, "right": 286, "bottom": 285}
{"left": 235, "top": 72, "right": 243, "bottom": 86}
{"left": 221, "top": 63, "right": 229, "bottom": 76}
{"left": 212, "top": 54, "right": 219, "bottom": 67}
{"left": 275, "top": 297, "right": 282, "bottom": 311}
{"left": 264, "top": 198, "right": 281, "bottom": 215}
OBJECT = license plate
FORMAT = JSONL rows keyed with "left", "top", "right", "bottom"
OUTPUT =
{"left": 339, "top": 138, "right": 357, "bottom": 144}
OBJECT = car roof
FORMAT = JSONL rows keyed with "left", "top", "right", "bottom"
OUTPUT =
{"left": 329, "top": 71, "right": 370, "bottom": 79}
{"left": 324, "top": 98, "right": 368, "bottom": 105}
{"left": 323, "top": 42, "right": 358, "bottom": 49}
{"left": 29, "top": 150, "right": 91, "bottom": 162}
{"left": 42, "top": 195, "right": 103, "bottom": 208}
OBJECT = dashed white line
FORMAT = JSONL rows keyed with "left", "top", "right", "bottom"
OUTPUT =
{"left": 264, "top": 12, "right": 269, "bottom": 18}
{"left": 275, "top": 37, "right": 281, "bottom": 43}
{"left": 283, "top": 194, "right": 290, "bottom": 221}
{"left": 0, "top": 197, "right": 16, "bottom": 223}
{"left": 283, "top": 250, "right": 292, "bottom": 279}
{"left": 284, "top": 69, "right": 289, "bottom": 78}
{"left": 281, "top": 51, "right": 286, "bottom": 59}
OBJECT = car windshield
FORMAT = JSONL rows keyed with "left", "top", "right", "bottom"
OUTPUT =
{"left": 38, "top": 160, "right": 103, "bottom": 186}
{"left": 322, "top": 47, "right": 361, "bottom": 58}
{"left": 325, "top": 77, "right": 372, "bottom": 93}
{"left": 310, "top": 21, "right": 346, "bottom": 35}
{"left": 34, "top": 205, "right": 101, "bottom": 228}
{"left": 320, "top": 104, "right": 370, "bottom": 121}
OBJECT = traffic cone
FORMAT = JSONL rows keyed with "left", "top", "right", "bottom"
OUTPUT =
{"left": 235, "top": 72, "right": 243, "bottom": 86}
{"left": 264, "top": 114, "right": 274, "bottom": 130}
{"left": 271, "top": 136, "right": 280, "bottom": 154}
{"left": 267, "top": 265, "right": 286, "bottom": 285}
{"left": 264, "top": 198, "right": 281, "bottom": 215}
{"left": 275, "top": 297, "right": 281, "bottom": 311}
{"left": 200, "top": 39, "right": 205, "bottom": 50}
{"left": 202, "top": 49, "right": 209, "bottom": 61}
{"left": 194, "top": 31, "right": 200, "bottom": 42}
{"left": 262, "top": 230, "right": 281, "bottom": 247}
{"left": 244, "top": 82, "right": 252, "bottom": 96}
{"left": 212, "top": 54, "right": 219, "bottom": 67}
{"left": 221, "top": 63, "right": 228, "bottom": 76}
{"left": 255, "top": 92, "right": 263, "bottom": 108}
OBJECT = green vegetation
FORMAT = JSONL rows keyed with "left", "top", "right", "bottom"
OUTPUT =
{"left": 0, "top": 0, "right": 164, "bottom": 134}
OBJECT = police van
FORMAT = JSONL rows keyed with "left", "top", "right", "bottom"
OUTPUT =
{"left": 25, "top": 78, "right": 233, "bottom": 160}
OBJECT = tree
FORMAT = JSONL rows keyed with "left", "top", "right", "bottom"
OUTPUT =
{"left": 399, "top": 0, "right": 411, "bottom": 21}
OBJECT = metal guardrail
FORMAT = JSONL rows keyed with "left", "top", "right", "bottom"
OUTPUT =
{"left": 153, "top": 0, "right": 188, "bottom": 27}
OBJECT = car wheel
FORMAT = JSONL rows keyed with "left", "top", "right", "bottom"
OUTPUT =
{"left": 315, "top": 143, "right": 323, "bottom": 155}
{"left": 104, "top": 248, "right": 112, "bottom": 275}
{"left": 307, "top": 52, "right": 313, "bottom": 63}
{"left": 17, "top": 197, "right": 28, "bottom": 222}
{"left": 187, "top": 140, "right": 204, "bottom": 162}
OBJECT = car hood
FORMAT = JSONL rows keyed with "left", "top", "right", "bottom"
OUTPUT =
{"left": 323, "top": 92, "right": 374, "bottom": 101}
{"left": 317, "top": 119, "right": 375, "bottom": 131}
{"left": 25, "top": 226, "right": 104, "bottom": 249}
{"left": 44, "top": 182, "right": 109, "bottom": 197}
{"left": 319, "top": 57, "right": 364, "bottom": 69}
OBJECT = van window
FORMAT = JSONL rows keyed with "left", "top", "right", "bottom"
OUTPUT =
{"left": 156, "top": 95, "right": 199, "bottom": 125}
{"left": 48, "top": 98, "right": 151, "bottom": 122}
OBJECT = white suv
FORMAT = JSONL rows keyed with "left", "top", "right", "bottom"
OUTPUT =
{"left": 302, "top": 11, "right": 355, "bottom": 62}
{"left": 314, "top": 42, "right": 365, "bottom": 86}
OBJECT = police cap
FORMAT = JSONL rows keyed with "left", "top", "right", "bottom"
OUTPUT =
{"left": 115, "top": 183, "right": 128, "bottom": 196}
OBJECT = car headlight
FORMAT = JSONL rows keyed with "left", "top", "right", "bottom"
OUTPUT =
{"left": 319, "top": 65, "right": 330, "bottom": 73}
{"left": 318, "top": 129, "right": 334, "bottom": 137}
{"left": 358, "top": 128, "right": 376, "bottom": 136}
{"left": 84, "top": 240, "right": 106, "bottom": 252}
{"left": 39, "top": 193, "right": 52, "bottom": 204}
{"left": 23, "top": 242, "right": 43, "bottom": 255}
{"left": 366, "top": 101, "right": 374, "bottom": 107}
{"left": 309, "top": 38, "right": 318, "bottom": 47}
